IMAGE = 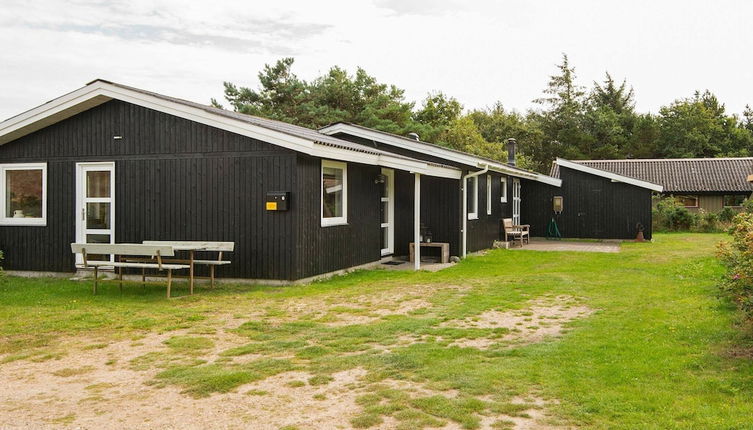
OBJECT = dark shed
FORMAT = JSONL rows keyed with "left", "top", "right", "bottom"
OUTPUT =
{"left": 523, "top": 158, "right": 662, "bottom": 240}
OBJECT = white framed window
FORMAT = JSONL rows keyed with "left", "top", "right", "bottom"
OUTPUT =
{"left": 500, "top": 177, "right": 508, "bottom": 203}
{"left": 467, "top": 176, "right": 478, "bottom": 220}
{"left": 723, "top": 194, "right": 746, "bottom": 208}
{"left": 0, "top": 163, "right": 47, "bottom": 226}
{"left": 677, "top": 195, "right": 698, "bottom": 208}
{"left": 486, "top": 174, "right": 492, "bottom": 215}
{"left": 321, "top": 160, "right": 348, "bottom": 226}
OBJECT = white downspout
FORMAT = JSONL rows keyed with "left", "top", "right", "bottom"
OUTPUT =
{"left": 462, "top": 164, "right": 490, "bottom": 258}
{"left": 414, "top": 172, "right": 421, "bottom": 270}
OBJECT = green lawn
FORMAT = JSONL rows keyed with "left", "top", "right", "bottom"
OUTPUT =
{"left": 1, "top": 233, "right": 752, "bottom": 429}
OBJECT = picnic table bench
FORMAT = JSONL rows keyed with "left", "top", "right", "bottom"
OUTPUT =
{"left": 71, "top": 243, "right": 189, "bottom": 297}
{"left": 142, "top": 241, "right": 234, "bottom": 289}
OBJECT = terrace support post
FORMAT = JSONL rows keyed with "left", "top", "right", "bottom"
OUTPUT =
{"left": 93, "top": 266, "right": 98, "bottom": 295}
{"left": 414, "top": 172, "right": 421, "bottom": 271}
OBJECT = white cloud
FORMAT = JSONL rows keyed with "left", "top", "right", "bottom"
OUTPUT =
{"left": 1, "top": 0, "right": 752, "bottom": 121}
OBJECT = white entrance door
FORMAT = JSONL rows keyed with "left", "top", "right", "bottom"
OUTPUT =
{"left": 75, "top": 162, "right": 115, "bottom": 264}
{"left": 380, "top": 168, "right": 395, "bottom": 256}
{"left": 512, "top": 178, "right": 521, "bottom": 225}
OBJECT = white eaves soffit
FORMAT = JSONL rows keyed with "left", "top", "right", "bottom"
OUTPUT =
{"left": 320, "top": 123, "right": 561, "bottom": 187}
{"left": 0, "top": 81, "right": 460, "bottom": 180}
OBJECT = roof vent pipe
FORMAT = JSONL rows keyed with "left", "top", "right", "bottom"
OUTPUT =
{"left": 407, "top": 132, "right": 420, "bottom": 141}
{"left": 506, "top": 138, "right": 517, "bottom": 166}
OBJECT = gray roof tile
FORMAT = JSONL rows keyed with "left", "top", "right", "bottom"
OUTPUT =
{"left": 552, "top": 158, "right": 753, "bottom": 193}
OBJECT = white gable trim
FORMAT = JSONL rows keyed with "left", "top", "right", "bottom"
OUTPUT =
{"left": 320, "top": 123, "right": 562, "bottom": 187}
{"left": 556, "top": 158, "right": 664, "bottom": 192}
{"left": 0, "top": 81, "right": 461, "bottom": 180}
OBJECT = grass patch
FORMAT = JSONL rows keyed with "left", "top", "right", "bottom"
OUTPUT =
{"left": 163, "top": 336, "right": 215, "bottom": 354}
{"left": 154, "top": 358, "right": 295, "bottom": 397}
{"left": 52, "top": 366, "right": 95, "bottom": 377}
{"left": 2, "top": 234, "right": 753, "bottom": 428}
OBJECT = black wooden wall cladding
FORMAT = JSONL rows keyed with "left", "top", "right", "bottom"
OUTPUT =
{"left": 294, "top": 154, "right": 382, "bottom": 280}
{"left": 521, "top": 166, "right": 653, "bottom": 240}
{"left": 331, "top": 132, "right": 515, "bottom": 255}
{"left": 0, "top": 100, "right": 300, "bottom": 279}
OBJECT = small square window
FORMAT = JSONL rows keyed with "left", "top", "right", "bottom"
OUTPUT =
{"left": 500, "top": 177, "right": 508, "bottom": 203}
{"left": 321, "top": 160, "right": 348, "bottom": 226}
{"left": 0, "top": 163, "right": 47, "bottom": 226}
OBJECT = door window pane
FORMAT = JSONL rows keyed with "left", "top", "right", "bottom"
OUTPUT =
{"left": 86, "top": 234, "right": 111, "bottom": 261}
{"left": 5, "top": 169, "right": 43, "bottom": 218}
{"left": 86, "top": 171, "right": 111, "bottom": 198}
{"left": 86, "top": 202, "right": 110, "bottom": 229}
{"left": 381, "top": 201, "right": 389, "bottom": 224}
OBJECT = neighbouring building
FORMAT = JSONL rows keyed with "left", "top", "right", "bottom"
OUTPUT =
{"left": 554, "top": 158, "right": 753, "bottom": 213}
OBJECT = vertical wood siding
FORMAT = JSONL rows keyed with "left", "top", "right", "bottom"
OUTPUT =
{"left": 0, "top": 100, "right": 298, "bottom": 279}
{"left": 521, "top": 166, "right": 653, "bottom": 240}
{"left": 294, "top": 154, "right": 381, "bottom": 279}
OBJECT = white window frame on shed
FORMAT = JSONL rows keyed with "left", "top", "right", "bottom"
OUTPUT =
{"left": 321, "top": 160, "right": 348, "bottom": 227}
{"left": 500, "top": 177, "right": 508, "bottom": 203}
{"left": 486, "top": 174, "right": 492, "bottom": 215}
{"left": 467, "top": 176, "right": 478, "bottom": 220}
{"left": 0, "top": 162, "right": 47, "bottom": 226}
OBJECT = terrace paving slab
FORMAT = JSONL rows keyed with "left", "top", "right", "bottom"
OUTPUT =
{"left": 511, "top": 239, "right": 621, "bottom": 253}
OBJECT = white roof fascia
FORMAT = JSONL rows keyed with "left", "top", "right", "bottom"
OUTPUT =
{"left": 0, "top": 82, "right": 461, "bottom": 179}
{"left": 321, "top": 123, "right": 561, "bottom": 186}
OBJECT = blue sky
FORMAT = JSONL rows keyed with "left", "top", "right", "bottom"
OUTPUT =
{"left": 1, "top": 0, "right": 752, "bottom": 120}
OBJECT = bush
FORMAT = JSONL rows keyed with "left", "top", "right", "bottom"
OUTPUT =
{"left": 719, "top": 207, "right": 737, "bottom": 223}
{"left": 742, "top": 198, "right": 753, "bottom": 214}
{"left": 698, "top": 209, "right": 720, "bottom": 233}
{"left": 717, "top": 212, "right": 753, "bottom": 318}
{"left": 653, "top": 197, "right": 699, "bottom": 231}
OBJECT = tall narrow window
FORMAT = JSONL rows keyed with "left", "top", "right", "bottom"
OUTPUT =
{"left": 0, "top": 163, "right": 47, "bottom": 226}
{"left": 486, "top": 174, "right": 492, "bottom": 215}
{"left": 500, "top": 177, "right": 508, "bottom": 203}
{"left": 321, "top": 160, "right": 348, "bottom": 226}
{"left": 467, "top": 176, "right": 478, "bottom": 220}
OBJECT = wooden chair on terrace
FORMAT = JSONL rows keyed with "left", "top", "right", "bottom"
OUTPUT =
{"left": 502, "top": 218, "right": 530, "bottom": 247}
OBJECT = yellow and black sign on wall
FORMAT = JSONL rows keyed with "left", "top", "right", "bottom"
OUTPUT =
{"left": 266, "top": 191, "right": 290, "bottom": 211}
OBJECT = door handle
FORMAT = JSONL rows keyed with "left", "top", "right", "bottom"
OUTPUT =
{"left": 81, "top": 207, "right": 85, "bottom": 221}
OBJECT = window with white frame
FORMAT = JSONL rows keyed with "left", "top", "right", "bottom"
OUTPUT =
{"left": 321, "top": 160, "right": 347, "bottom": 226}
{"left": 724, "top": 194, "right": 747, "bottom": 208}
{"left": 500, "top": 177, "right": 508, "bottom": 203}
{"left": 0, "top": 163, "right": 47, "bottom": 226}
{"left": 486, "top": 175, "right": 492, "bottom": 215}
{"left": 467, "top": 176, "right": 478, "bottom": 220}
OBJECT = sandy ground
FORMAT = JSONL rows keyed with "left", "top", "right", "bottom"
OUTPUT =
{"left": 442, "top": 295, "right": 593, "bottom": 349}
{"left": 0, "top": 288, "right": 583, "bottom": 429}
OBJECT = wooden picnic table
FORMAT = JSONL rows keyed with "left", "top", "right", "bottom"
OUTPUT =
{"left": 143, "top": 241, "right": 235, "bottom": 293}
{"left": 160, "top": 244, "right": 208, "bottom": 295}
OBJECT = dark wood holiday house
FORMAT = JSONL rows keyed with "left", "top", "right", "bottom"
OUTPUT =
{"left": 0, "top": 80, "right": 656, "bottom": 283}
